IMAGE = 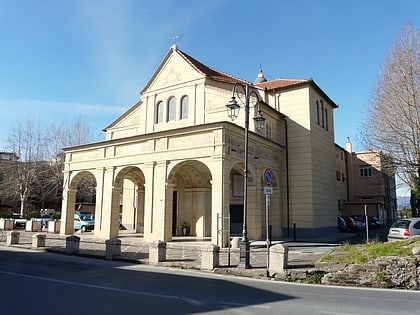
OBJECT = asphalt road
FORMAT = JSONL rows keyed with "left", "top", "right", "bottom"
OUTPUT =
{"left": 1, "top": 246, "right": 419, "bottom": 315}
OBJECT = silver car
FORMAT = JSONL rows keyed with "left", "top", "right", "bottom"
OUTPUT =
{"left": 387, "top": 218, "right": 420, "bottom": 241}
{"left": 74, "top": 214, "right": 95, "bottom": 232}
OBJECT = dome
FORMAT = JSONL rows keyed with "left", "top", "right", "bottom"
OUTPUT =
{"left": 254, "top": 68, "right": 267, "bottom": 84}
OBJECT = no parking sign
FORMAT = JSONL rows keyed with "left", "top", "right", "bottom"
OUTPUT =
{"left": 263, "top": 168, "right": 273, "bottom": 186}
{"left": 263, "top": 168, "right": 273, "bottom": 195}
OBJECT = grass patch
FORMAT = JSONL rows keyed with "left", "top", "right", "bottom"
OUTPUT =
{"left": 306, "top": 271, "right": 325, "bottom": 284}
{"left": 364, "top": 240, "right": 412, "bottom": 257}
{"left": 321, "top": 238, "right": 420, "bottom": 264}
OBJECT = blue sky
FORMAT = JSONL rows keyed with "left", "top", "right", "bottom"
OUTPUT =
{"left": 0, "top": 0, "right": 418, "bottom": 166}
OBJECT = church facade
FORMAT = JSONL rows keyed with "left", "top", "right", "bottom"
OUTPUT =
{"left": 60, "top": 46, "right": 338, "bottom": 246}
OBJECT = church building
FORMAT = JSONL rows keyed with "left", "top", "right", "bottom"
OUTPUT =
{"left": 60, "top": 45, "right": 338, "bottom": 246}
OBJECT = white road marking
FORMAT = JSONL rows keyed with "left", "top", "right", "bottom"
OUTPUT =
{"left": 0, "top": 270, "right": 179, "bottom": 299}
{"left": 319, "top": 311, "right": 361, "bottom": 315}
{"left": 220, "top": 301, "right": 271, "bottom": 309}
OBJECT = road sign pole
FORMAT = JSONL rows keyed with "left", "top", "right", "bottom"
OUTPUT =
{"left": 263, "top": 168, "right": 273, "bottom": 276}
{"left": 266, "top": 193, "right": 271, "bottom": 276}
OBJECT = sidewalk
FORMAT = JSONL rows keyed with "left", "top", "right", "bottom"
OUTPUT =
{"left": 0, "top": 229, "right": 340, "bottom": 279}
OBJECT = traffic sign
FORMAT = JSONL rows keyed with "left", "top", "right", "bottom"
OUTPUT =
{"left": 264, "top": 187, "right": 273, "bottom": 195}
{"left": 263, "top": 168, "right": 273, "bottom": 186}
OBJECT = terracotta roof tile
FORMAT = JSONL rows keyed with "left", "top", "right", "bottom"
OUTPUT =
{"left": 177, "top": 49, "right": 250, "bottom": 84}
{"left": 256, "top": 78, "right": 309, "bottom": 89}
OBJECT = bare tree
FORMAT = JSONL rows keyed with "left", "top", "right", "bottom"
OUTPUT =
{"left": 3, "top": 117, "right": 48, "bottom": 216}
{"left": 45, "top": 118, "right": 99, "bottom": 206}
{"left": 2, "top": 116, "right": 99, "bottom": 215}
{"left": 363, "top": 24, "right": 420, "bottom": 203}
{"left": 45, "top": 117, "right": 97, "bottom": 157}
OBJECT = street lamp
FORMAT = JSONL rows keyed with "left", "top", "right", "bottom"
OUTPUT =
{"left": 226, "top": 83, "right": 265, "bottom": 268}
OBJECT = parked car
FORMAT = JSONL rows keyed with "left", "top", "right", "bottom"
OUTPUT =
{"left": 350, "top": 215, "right": 381, "bottom": 229}
{"left": 349, "top": 215, "right": 366, "bottom": 230}
{"left": 338, "top": 216, "right": 348, "bottom": 232}
{"left": 11, "top": 213, "right": 26, "bottom": 228}
{"left": 387, "top": 218, "right": 420, "bottom": 241}
{"left": 368, "top": 216, "right": 381, "bottom": 228}
{"left": 74, "top": 214, "right": 94, "bottom": 232}
{"left": 82, "top": 213, "right": 95, "bottom": 221}
{"left": 342, "top": 216, "right": 358, "bottom": 232}
{"left": 75, "top": 210, "right": 90, "bottom": 216}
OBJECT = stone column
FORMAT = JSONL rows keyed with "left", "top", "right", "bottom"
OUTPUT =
{"left": 32, "top": 233, "right": 46, "bottom": 248}
{"left": 94, "top": 167, "right": 120, "bottom": 239}
{"left": 163, "top": 182, "right": 174, "bottom": 240}
{"left": 268, "top": 243, "right": 288, "bottom": 276}
{"left": 105, "top": 238, "right": 121, "bottom": 259}
{"left": 7, "top": 231, "right": 20, "bottom": 246}
{"left": 66, "top": 235, "right": 80, "bottom": 254}
{"left": 144, "top": 160, "right": 171, "bottom": 242}
{"left": 143, "top": 162, "right": 156, "bottom": 241}
{"left": 149, "top": 240, "right": 166, "bottom": 264}
{"left": 60, "top": 187, "right": 77, "bottom": 236}
{"left": 201, "top": 244, "right": 220, "bottom": 270}
{"left": 210, "top": 155, "right": 229, "bottom": 247}
{"left": 247, "top": 164, "right": 263, "bottom": 240}
{"left": 136, "top": 184, "right": 145, "bottom": 233}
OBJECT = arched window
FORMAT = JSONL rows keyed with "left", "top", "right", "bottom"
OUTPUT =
{"left": 180, "top": 95, "right": 188, "bottom": 119}
{"left": 316, "top": 100, "right": 320, "bottom": 125}
{"left": 325, "top": 108, "right": 329, "bottom": 131}
{"left": 156, "top": 101, "right": 164, "bottom": 124}
{"left": 167, "top": 97, "right": 176, "bottom": 121}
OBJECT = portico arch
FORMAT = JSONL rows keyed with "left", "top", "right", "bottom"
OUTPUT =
{"left": 167, "top": 160, "right": 212, "bottom": 238}
{"left": 114, "top": 166, "right": 145, "bottom": 234}
{"left": 61, "top": 170, "right": 97, "bottom": 236}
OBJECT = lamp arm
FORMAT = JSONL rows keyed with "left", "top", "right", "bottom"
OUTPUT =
{"left": 248, "top": 90, "right": 261, "bottom": 110}
{"left": 232, "top": 83, "right": 247, "bottom": 102}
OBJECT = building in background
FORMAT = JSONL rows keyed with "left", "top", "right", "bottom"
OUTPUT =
{"left": 337, "top": 138, "right": 397, "bottom": 224}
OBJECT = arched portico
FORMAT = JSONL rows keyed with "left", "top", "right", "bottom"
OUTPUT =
{"left": 91, "top": 166, "right": 146, "bottom": 239}
{"left": 167, "top": 160, "right": 212, "bottom": 238}
{"left": 141, "top": 159, "right": 213, "bottom": 242}
{"left": 60, "top": 170, "right": 97, "bottom": 236}
{"left": 115, "top": 166, "right": 145, "bottom": 233}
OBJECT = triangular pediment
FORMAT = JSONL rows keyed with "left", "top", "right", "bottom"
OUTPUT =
{"left": 104, "top": 47, "right": 248, "bottom": 139}
{"left": 104, "top": 100, "right": 142, "bottom": 131}
{"left": 142, "top": 48, "right": 205, "bottom": 94}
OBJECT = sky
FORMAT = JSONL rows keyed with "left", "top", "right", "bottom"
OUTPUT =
{"left": 0, "top": 0, "right": 418, "bottom": 194}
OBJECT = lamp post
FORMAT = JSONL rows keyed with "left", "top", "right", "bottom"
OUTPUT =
{"left": 226, "top": 83, "right": 265, "bottom": 269}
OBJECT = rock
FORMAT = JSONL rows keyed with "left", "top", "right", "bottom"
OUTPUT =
{"left": 412, "top": 246, "right": 420, "bottom": 256}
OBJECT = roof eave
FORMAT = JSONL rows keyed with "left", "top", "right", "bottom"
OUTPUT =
{"left": 262, "top": 79, "right": 338, "bottom": 109}
{"left": 103, "top": 100, "right": 143, "bottom": 131}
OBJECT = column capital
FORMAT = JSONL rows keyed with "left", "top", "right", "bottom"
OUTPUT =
{"left": 145, "top": 161, "right": 157, "bottom": 168}
{"left": 155, "top": 160, "right": 169, "bottom": 166}
{"left": 165, "top": 182, "right": 176, "bottom": 189}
